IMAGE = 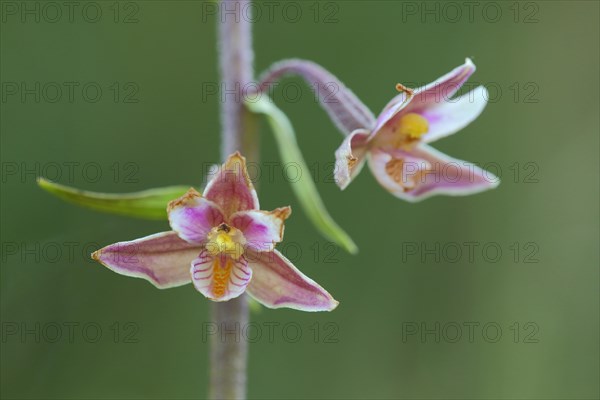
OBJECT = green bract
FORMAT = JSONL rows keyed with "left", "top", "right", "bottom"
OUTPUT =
{"left": 37, "top": 177, "right": 190, "bottom": 220}
{"left": 244, "top": 95, "right": 358, "bottom": 254}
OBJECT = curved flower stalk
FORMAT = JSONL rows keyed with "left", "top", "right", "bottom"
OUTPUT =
{"left": 258, "top": 59, "right": 375, "bottom": 135}
{"left": 92, "top": 152, "right": 338, "bottom": 312}
{"left": 259, "top": 58, "right": 499, "bottom": 202}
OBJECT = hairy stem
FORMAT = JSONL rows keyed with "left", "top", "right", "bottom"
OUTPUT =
{"left": 218, "top": 0, "right": 255, "bottom": 161}
{"left": 210, "top": 1, "right": 256, "bottom": 399}
{"left": 209, "top": 297, "right": 249, "bottom": 400}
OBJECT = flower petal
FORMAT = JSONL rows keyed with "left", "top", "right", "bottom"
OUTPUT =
{"left": 370, "top": 90, "right": 413, "bottom": 140}
{"left": 408, "top": 58, "right": 476, "bottom": 112}
{"left": 191, "top": 253, "right": 252, "bottom": 302}
{"left": 334, "top": 129, "right": 371, "bottom": 190}
{"left": 421, "top": 86, "right": 488, "bottom": 144}
{"left": 167, "top": 188, "right": 225, "bottom": 244}
{"left": 229, "top": 207, "right": 291, "bottom": 252}
{"left": 368, "top": 145, "right": 499, "bottom": 202}
{"left": 371, "top": 59, "right": 477, "bottom": 141}
{"left": 203, "top": 152, "right": 259, "bottom": 217}
{"left": 245, "top": 250, "right": 338, "bottom": 312}
{"left": 91, "top": 231, "right": 200, "bottom": 289}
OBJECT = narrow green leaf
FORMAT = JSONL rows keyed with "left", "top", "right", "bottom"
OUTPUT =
{"left": 244, "top": 95, "right": 358, "bottom": 254}
{"left": 37, "top": 177, "right": 190, "bottom": 220}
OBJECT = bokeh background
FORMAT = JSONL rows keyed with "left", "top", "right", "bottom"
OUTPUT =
{"left": 1, "top": 1, "right": 598, "bottom": 399}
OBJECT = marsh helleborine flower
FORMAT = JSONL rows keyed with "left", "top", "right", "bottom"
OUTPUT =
{"left": 92, "top": 153, "right": 338, "bottom": 312}
{"left": 333, "top": 58, "right": 499, "bottom": 201}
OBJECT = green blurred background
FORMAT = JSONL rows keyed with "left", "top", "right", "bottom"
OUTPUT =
{"left": 1, "top": 1, "right": 598, "bottom": 399}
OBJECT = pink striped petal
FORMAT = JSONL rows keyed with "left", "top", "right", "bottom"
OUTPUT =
{"left": 420, "top": 85, "right": 488, "bottom": 144}
{"left": 92, "top": 231, "right": 200, "bottom": 289}
{"left": 191, "top": 252, "right": 252, "bottom": 302}
{"left": 167, "top": 188, "right": 225, "bottom": 244}
{"left": 229, "top": 207, "right": 291, "bottom": 252}
{"left": 334, "top": 129, "right": 370, "bottom": 190}
{"left": 368, "top": 145, "right": 499, "bottom": 202}
{"left": 203, "top": 152, "right": 259, "bottom": 217}
{"left": 246, "top": 250, "right": 338, "bottom": 312}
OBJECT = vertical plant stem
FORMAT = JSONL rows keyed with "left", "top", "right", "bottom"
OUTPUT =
{"left": 210, "top": 1, "right": 256, "bottom": 399}
{"left": 209, "top": 297, "right": 249, "bottom": 400}
{"left": 218, "top": 0, "right": 255, "bottom": 162}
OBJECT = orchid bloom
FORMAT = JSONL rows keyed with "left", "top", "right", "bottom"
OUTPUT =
{"left": 92, "top": 152, "right": 338, "bottom": 312}
{"left": 334, "top": 58, "right": 499, "bottom": 201}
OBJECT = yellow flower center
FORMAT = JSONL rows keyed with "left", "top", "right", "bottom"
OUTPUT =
{"left": 398, "top": 113, "right": 429, "bottom": 139}
{"left": 206, "top": 223, "right": 246, "bottom": 260}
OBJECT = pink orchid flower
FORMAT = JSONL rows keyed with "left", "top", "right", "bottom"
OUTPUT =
{"left": 334, "top": 58, "right": 499, "bottom": 201}
{"left": 92, "top": 152, "right": 338, "bottom": 312}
